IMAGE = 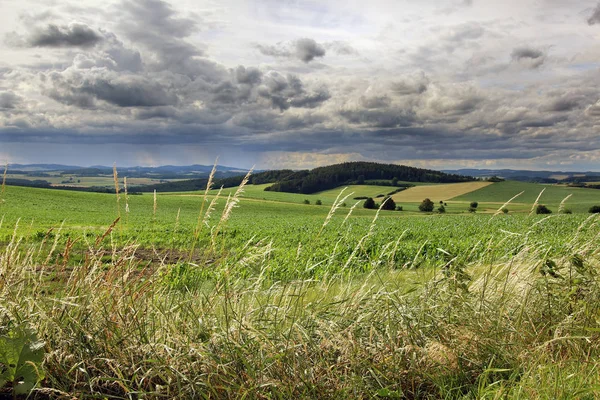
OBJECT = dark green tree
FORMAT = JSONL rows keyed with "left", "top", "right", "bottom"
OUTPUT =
{"left": 589, "top": 205, "right": 600, "bottom": 213}
{"left": 536, "top": 204, "right": 552, "bottom": 214}
{"left": 419, "top": 198, "right": 435, "bottom": 212}
{"left": 381, "top": 196, "right": 396, "bottom": 211}
{"left": 363, "top": 197, "right": 376, "bottom": 209}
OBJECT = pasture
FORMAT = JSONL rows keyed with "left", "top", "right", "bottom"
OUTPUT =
{"left": 1, "top": 179, "right": 600, "bottom": 398}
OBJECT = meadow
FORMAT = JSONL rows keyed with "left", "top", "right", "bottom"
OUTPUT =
{"left": 1, "top": 177, "right": 600, "bottom": 398}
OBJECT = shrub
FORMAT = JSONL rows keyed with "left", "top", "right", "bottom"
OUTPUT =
{"left": 589, "top": 205, "right": 600, "bottom": 214}
{"left": 381, "top": 196, "right": 396, "bottom": 211}
{"left": 315, "top": 199, "right": 322, "bottom": 205}
{"left": 363, "top": 197, "right": 376, "bottom": 209}
{"left": 502, "top": 208, "right": 509, "bottom": 214}
{"left": 419, "top": 198, "right": 435, "bottom": 212}
{"left": 470, "top": 201, "right": 478, "bottom": 209}
{"left": 303, "top": 199, "right": 310, "bottom": 205}
{"left": 536, "top": 204, "right": 552, "bottom": 214}
{"left": 438, "top": 205, "right": 446, "bottom": 213}
{"left": 396, "top": 205, "right": 403, "bottom": 211}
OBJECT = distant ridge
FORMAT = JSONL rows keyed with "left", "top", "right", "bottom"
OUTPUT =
{"left": 264, "top": 162, "right": 476, "bottom": 194}
{"left": 445, "top": 168, "right": 600, "bottom": 183}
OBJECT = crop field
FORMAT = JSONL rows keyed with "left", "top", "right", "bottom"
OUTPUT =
{"left": 391, "top": 181, "right": 493, "bottom": 203}
{"left": 453, "top": 180, "right": 600, "bottom": 213}
{"left": 6, "top": 173, "right": 182, "bottom": 187}
{"left": 1, "top": 179, "right": 600, "bottom": 398}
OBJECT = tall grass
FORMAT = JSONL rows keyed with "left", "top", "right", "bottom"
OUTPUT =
{"left": 1, "top": 181, "right": 600, "bottom": 399}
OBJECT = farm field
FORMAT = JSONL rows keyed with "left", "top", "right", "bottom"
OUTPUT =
{"left": 6, "top": 173, "right": 183, "bottom": 187}
{"left": 1, "top": 180, "right": 600, "bottom": 398}
{"left": 453, "top": 180, "right": 600, "bottom": 213}
{"left": 391, "top": 181, "right": 492, "bottom": 203}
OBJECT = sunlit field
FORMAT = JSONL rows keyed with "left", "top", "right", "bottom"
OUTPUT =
{"left": 1, "top": 176, "right": 600, "bottom": 399}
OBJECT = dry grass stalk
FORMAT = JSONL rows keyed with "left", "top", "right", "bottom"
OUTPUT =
{"left": 558, "top": 194, "right": 572, "bottom": 214}
{"left": 194, "top": 159, "right": 218, "bottom": 238}
{"left": 318, "top": 187, "right": 354, "bottom": 237}
{"left": 342, "top": 200, "right": 361, "bottom": 225}
{"left": 123, "top": 177, "right": 129, "bottom": 214}
{"left": 212, "top": 168, "right": 253, "bottom": 249}
{"left": 153, "top": 190, "right": 157, "bottom": 221}
{"left": 95, "top": 217, "right": 121, "bottom": 247}
{"left": 529, "top": 188, "right": 546, "bottom": 215}
{"left": 490, "top": 191, "right": 524, "bottom": 219}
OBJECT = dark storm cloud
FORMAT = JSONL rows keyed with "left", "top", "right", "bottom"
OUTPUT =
{"left": 0, "top": 92, "right": 22, "bottom": 109}
{"left": 295, "top": 38, "right": 326, "bottom": 62}
{"left": 28, "top": 23, "right": 102, "bottom": 48}
{"left": 542, "top": 95, "right": 582, "bottom": 112}
{"left": 390, "top": 75, "right": 429, "bottom": 96}
{"left": 46, "top": 73, "right": 178, "bottom": 108}
{"left": 511, "top": 47, "right": 545, "bottom": 68}
{"left": 587, "top": 3, "right": 600, "bottom": 25}
{"left": 234, "top": 66, "right": 263, "bottom": 85}
{"left": 256, "top": 38, "right": 326, "bottom": 63}
{"left": 257, "top": 72, "right": 330, "bottom": 110}
{"left": 116, "top": 0, "right": 215, "bottom": 78}
{"left": 340, "top": 108, "right": 415, "bottom": 128}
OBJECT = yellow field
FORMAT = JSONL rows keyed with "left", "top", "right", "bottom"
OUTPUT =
{"left": 391, "top": 181, "right": 493, "bottom": 203}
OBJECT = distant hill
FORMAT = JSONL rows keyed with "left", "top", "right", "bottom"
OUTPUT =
{"left": 131, "top": 169, "right": 296, "bottom": 193}
{"left": 3, "top": 163, "right": 257, "bottom": 181}
{"left": 445, "top": 168, "right": 600, "bottom": 183}
{"left": 264, "top": 162, "right": 476, "bottom": 194}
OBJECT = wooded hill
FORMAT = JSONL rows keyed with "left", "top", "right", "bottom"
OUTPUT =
{"left": 264, "top": 162, "right": 476, "bottom": 194}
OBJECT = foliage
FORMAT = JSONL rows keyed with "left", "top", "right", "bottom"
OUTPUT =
{"left": 303, "top": 199, "right": 310, "bottom": 205}
{"left": 315, "top": 199, "right": 322, "bottom": 205}
{"left": 418, "top": 198, "right": 434, "bottom": 212}
{"left": 589, "top": 205, "right": 600, "bottom": 214}
{"left": 380, "top": 196, "right": 396, "bottom": 211}
{"left": 0, "top": 324, "right": 45, "bottom": 395}
{"left": 363, "top": 197, "right": 376, "bottom": 209}
{"left": 536, "top": 204, "right": 552, "bottom": 214}
{"left": 470, "top": 201, "right": 478, "bottom": 209}
{"left": 437, "top": 205, "right": 446, "bottom": 213}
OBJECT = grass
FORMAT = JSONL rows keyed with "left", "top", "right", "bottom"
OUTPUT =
{"left": 2, "top": 179, "right": 600, "bottom": 398}
{"left": 452, "top": 181, "right": 600, "bottom": 213}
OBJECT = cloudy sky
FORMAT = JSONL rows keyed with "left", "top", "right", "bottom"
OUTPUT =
{"left": 1, "top": 0, "right": 600, "bottom": 170}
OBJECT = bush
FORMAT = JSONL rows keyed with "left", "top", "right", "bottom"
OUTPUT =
{"left": 396, "top": 205, "right": 403, "bottom": 211}
{"left": 589, "top": 205, "right": 600, "bottom": 214}
{"left": 470, "top": 201, "right": 478, "bottom": 209}
{"left": 438, "top": 205, "right": 446, "bottom": 213}
{"left": 315, "top": 199, "right": 322, "bottom": 205}
{"left": 381, "top": 196, "right": 396, "bottom": 211}
{"left": 303, "top": 199, "right": 310, "bottom": 205}
{"left": 502, "top": 208, "right": 508, "bottom": 214}
{"left": 419, "top": 198, "right": 434, "bottom": 212}
{"left": 536, "top": 204, "right": 552, "bottom": 214}
{"left": 363, "top": 197, "right": 376, "bottom": 209}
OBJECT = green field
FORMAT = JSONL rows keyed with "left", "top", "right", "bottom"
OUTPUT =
{"left": 452, "top": 180, "right": 600, "bottom": 213}
{"left": 1, "top": 180, "right": 600, "bottom": 398}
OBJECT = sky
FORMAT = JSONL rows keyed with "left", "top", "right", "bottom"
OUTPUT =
{"left": 1, "top": 0, "right": 600, "bottom": 170}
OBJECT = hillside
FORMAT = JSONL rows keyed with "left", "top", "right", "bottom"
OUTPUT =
{"left": 265, "top": 162, "right": 476, "bottom": 194}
